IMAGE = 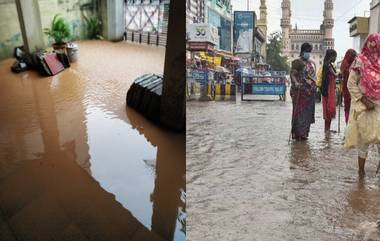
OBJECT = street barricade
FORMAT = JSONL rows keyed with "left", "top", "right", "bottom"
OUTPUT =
{"left": 241, "top": 71, "right": 287, "bottom": 101}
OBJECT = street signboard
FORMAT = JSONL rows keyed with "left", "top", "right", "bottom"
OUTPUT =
{"left": 233, "top": 11, "right": 255, "bottom": 54}
{"left": 187, "top": 23, "right": 218, "bottom": 45}
{"left": 191, "top": 69, "right": 208, "bottom": 85}
{"left": 252, "top": 83, "right": 286, "bottom": 95}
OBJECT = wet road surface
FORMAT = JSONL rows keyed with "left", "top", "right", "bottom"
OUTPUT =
{"left": 187, "top": 95, "right": 380, "bottom": 241}
{"left": 0, "top": 40, "right": 185, "bottom": 241}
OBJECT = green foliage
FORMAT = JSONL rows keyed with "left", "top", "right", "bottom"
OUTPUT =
{"left": 84, "top": 15, "right": 103, "bottom": 40}
{"left": 266, "top": 32, "right": 290, "bottom": 73}
{"left": 44, "top": 14, "right": 72, "bottom": 44}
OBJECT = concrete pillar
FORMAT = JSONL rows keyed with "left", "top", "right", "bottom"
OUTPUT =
{"left": 101, "top": 0, "right": 125, "bottom": 41}
{"left": 15, "top": 0, "right": 45, "bottom": 54}
{"left": 160, "top": 0, "right": 185, "bottom": 132}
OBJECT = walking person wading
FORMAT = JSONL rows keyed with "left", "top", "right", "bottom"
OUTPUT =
{"left": 345, "top": 33, "right": 380, "bottom": 177}
{"left": 290, "top": 43, "right": 317, "bottom": 141}
{"left": 321, "top": 49, "right": 338, "bottom": 133}
{"left": 340, "top": 49, "right": 357, "bottom": 124}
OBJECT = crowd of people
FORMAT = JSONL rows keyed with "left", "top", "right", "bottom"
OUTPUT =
{"left": 290, "top": 33, "right": 380, "bottom": 177}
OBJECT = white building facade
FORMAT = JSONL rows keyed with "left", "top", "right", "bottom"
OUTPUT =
{"left": 281, "top": 0, "right": 335, "bottom": 70}
{"left": 256, "top": 0, "right": 268, "bottom": 60}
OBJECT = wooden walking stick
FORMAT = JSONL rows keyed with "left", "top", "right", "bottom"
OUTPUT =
{"left": 338, "top": 78, "right": 342, "bottom": 133}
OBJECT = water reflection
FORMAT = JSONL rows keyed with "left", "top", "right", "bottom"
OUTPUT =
{"left": 126, "top": 107, "right": 186, "bottom": 241}
{"left": 341, "top": 177, "right": 380, "bottom": 240}
{"left": 0, "top": 73, "right": 163, "bottom": 240}
{"left": 289, "top": 141, "right": 312, "bottom": 169}
{"left": 30, "top": 72, "right": 91, "bottom": 174}
{"left": 0, "top": 41, "right": 184, "bottom": 241}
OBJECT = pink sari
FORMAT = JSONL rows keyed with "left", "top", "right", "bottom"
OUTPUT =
{"left": 351, "top": 34, "right": 380, "bottom": 100}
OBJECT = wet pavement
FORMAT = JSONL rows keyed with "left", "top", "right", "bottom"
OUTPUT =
{"left": 0, "top": 40, "right": 185, "bottom": 241}
{"left": 187, "top": 94, "right": 380, "bottom": 241}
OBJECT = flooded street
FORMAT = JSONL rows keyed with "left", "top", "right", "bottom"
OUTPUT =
{"left": 0, "top": 40, "right": 185, "bottom": 241}
{"left": 187, "top": 95, "right": 380, "bottom": 241}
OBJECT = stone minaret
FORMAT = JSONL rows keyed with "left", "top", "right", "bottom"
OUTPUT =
{"left": 257, "top": 0, "right": 268, "bottom": 60}
{"left": 281, "top": 0, "right": 291, "bottom": 56}
{"left": 323, "top": 0, "right": 334, "bottom": 52}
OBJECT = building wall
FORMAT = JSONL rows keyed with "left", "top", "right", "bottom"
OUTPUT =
{"left": 370, "top": 0, "right": 380, "bottom": 33}
{"left": 352, "top": 34, "right": 368, "bottom": 53}
{"left": 0, "top": 0, "right": 96, "bottom": 60}
{"left": 206, "top": 0, "right": 232, "bottom": 20}
{"left": 206, "top": 0, "right": 232, "bottom": 52}
{"left": 38, "top": 0, "right": 95, "bottom": 45}
{"left": 0, "top": 0, "right": 23, "bottom": 60}
{"left": 124, "top": 0, "right": 169, "bottom": 46}
{"left": 281, "top": 0, "right": 334, "bottom": 71}
{"left": 186, "top": 0, "right": 205, "bottom": 24}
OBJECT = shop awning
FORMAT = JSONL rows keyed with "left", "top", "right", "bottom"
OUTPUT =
{"left": 198, "top": 52, "right": 222, "bottom": 66}
{"left": 215, "top": 66, "right": 231, "bottom": 73}
{"left": 215, "top": 50, "right": 235, "bottom": 60}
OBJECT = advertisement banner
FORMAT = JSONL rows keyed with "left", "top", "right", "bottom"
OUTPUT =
{"left": 199, "top": 52, "right": 222, "bottom": 66}
{"left": 187, "top": 23, "right": 218, "bottom": 45}
{"left": 191, "top": 69, "right": 209, "bottom": 85}
{"left": 233, "top": 11, "right": 255, "bottom": 54}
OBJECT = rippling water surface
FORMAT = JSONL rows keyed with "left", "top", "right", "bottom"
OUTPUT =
{"left": 0, "top": 41, "right": 185, "bottom": 241}
{"left": 187, "top": 95, "right": 380, "bottom": 241}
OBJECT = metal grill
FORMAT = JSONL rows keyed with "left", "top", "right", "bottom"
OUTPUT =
{"left": 124, "top": 0, "right": 169, "bottom": 47}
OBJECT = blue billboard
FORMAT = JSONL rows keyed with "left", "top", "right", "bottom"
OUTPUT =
{"left": 233, "top": 11, "right": 255, "bottom": 54}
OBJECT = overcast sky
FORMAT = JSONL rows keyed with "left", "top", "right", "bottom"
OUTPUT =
{"left": 231, "top": 0, "right": 372, "bottom": 60}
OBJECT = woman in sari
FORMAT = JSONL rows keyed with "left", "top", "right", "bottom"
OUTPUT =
{"left": 340, "top": 49, "right": 357, "bottom": 124}
{"left": 345, "top": 33, "right": 380, "bottom": 176}
{"left": 290, "top": 43, "right": 317, "bottom": 141}
{"left": 321, "top": 49, "right": 338, "bottom": 132}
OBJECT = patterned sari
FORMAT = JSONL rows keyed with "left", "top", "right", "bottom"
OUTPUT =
{"left": 340, "top": 49, "right": 357, "bottom": 123}
{"left": 290, "top": 58, "right": 317, "bottom": 140}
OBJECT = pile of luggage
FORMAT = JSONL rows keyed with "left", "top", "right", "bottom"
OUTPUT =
{"left": 11, "top": 43, "right": 78, "bottom": 76}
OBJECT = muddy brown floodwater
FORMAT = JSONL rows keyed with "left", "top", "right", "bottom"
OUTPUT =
{"left": 0, "top": 40, "right": 185, "bottom": 241}
{"left": 187, "top": 95, "right": 380, "bottom": 241}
